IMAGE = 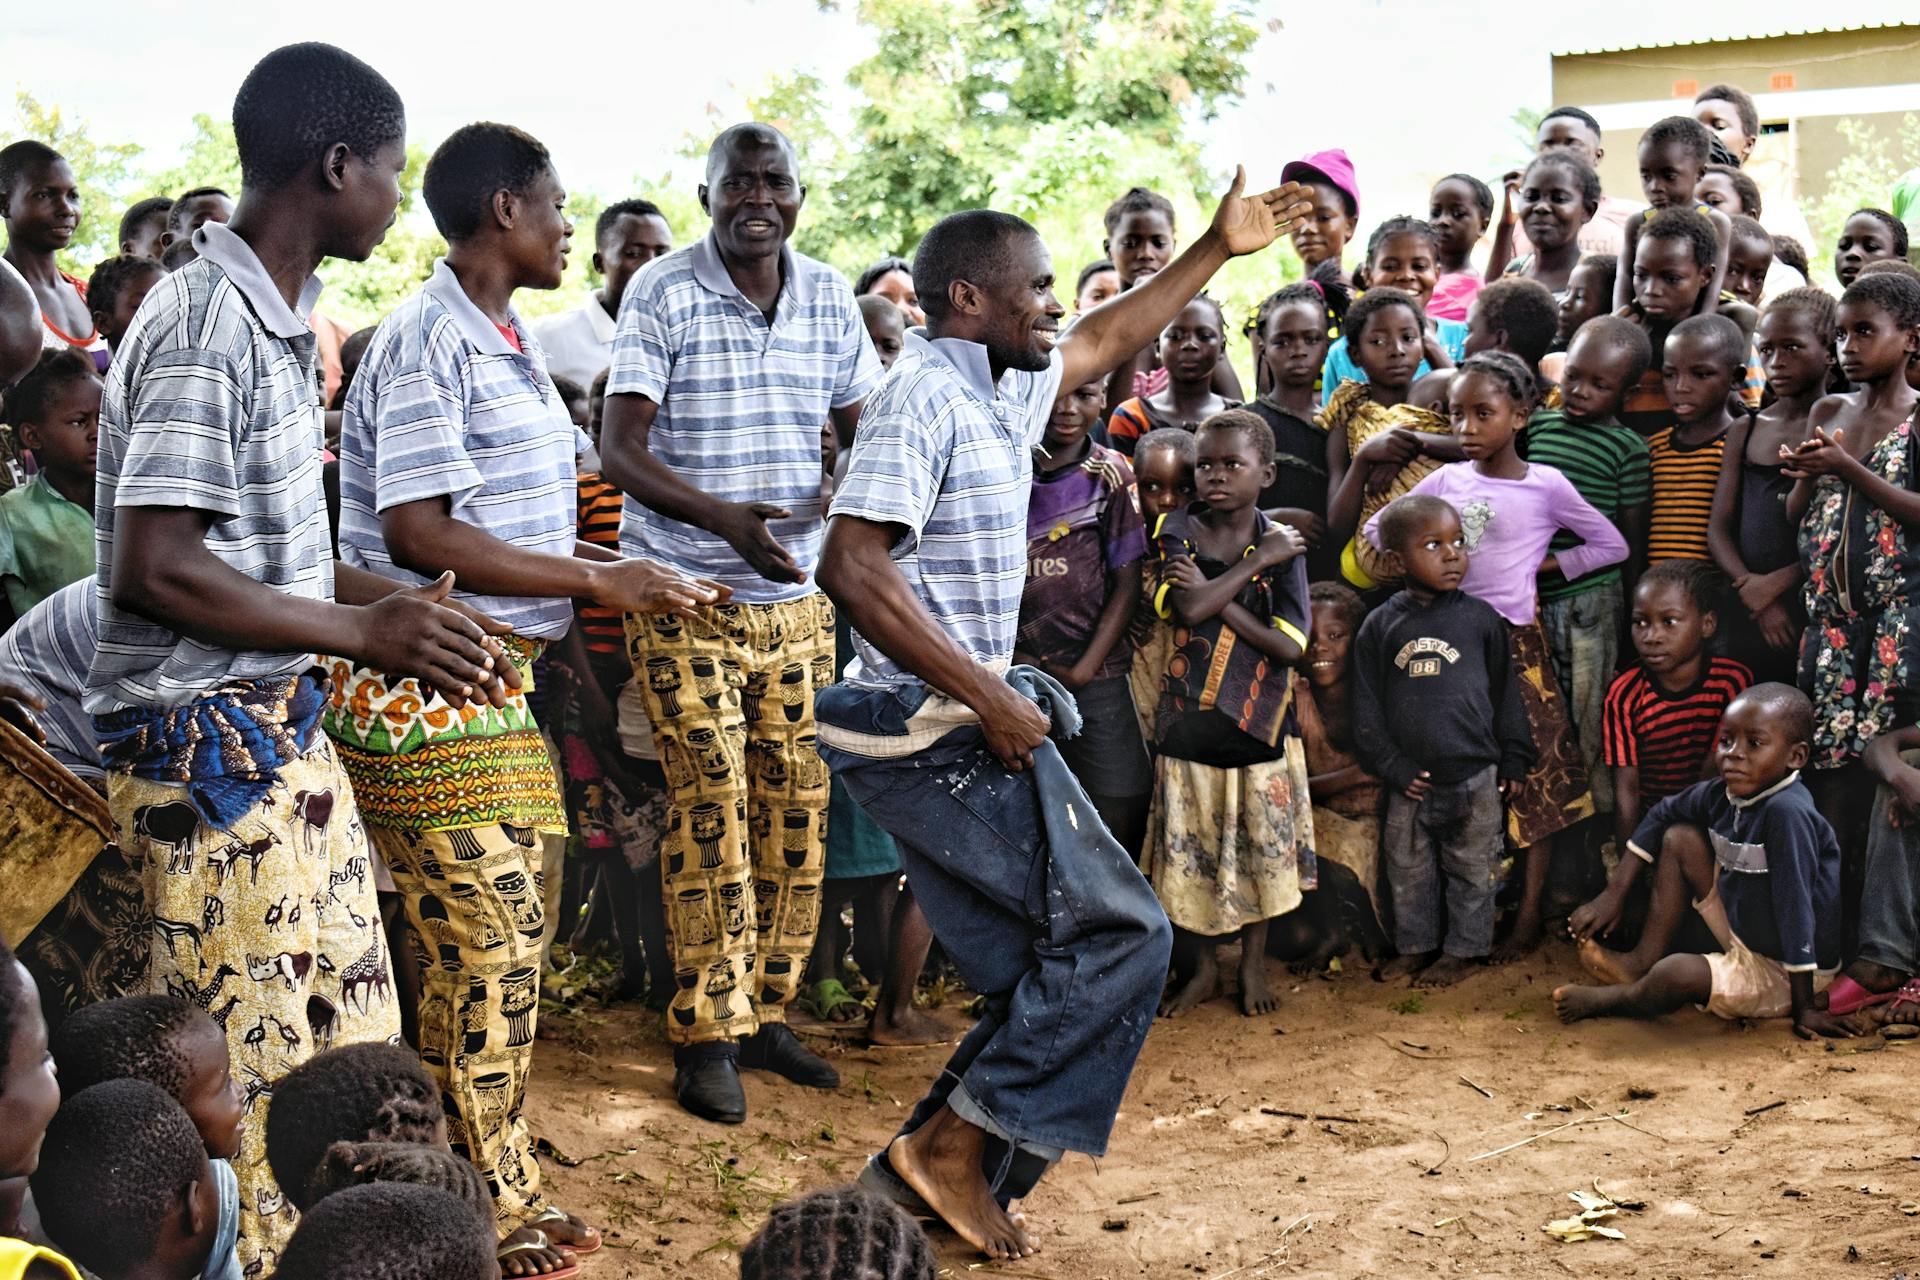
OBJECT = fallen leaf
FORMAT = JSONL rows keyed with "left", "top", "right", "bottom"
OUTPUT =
{"left": 1900, "top": 1202, "right": 1920, "bottom": 1216}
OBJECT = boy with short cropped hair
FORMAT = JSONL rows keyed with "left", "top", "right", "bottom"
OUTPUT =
{"left": 275, "top": 1184, "right": 496, "bottom": 1280}
{"left": 119, "top": 196, "right": 173, "bottom": 261}
{"left": 532, "top": 198, "right": 673, "bottom": 388}
{"left": 1649, "top": 314, "right": 1745, "bottom": 563}
{"left": 0, "top": 348, "right": 99, "bottom": 618}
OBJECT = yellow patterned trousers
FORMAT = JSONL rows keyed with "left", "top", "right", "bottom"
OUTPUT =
{"left": 626, "top": 593, "right": 834, "bottom": 1045}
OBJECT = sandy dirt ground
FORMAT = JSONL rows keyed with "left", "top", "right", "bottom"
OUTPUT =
{"left": 525, "top": 946, "right": 1920, "bottom": 1279}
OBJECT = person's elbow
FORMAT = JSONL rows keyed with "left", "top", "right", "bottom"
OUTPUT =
{"left": 379, "top": 506, "right": 451, "bottom": 581}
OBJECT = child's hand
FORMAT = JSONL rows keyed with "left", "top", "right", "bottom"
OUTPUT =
{"left": 1755, "top": 601, "right": 1799, "bottom": 654}
{"left": 1163, "top": 556, "right": 1206, "bottom": 593}
{"left": 1257, "top": 523, "right": 1307, "bottom": 567}
{"left": 1499, "top": 170, "right": 1521, "bottom": 227}
{"left": 1402, "top": 770, "right": 1433, "bottom": 802}
{"left": 1567, "top": 888, "right": 1624, "bottom": 942}
{"left": 1780, "top": 426, "right": 1857, "bottom": 480}
{"left": 1537, "top": 553, "right": 1560, "bottom": 578}
{"left": 1735, "top": 566, "right": 1795, "bottom": 615}
{"left": 1353, "top": 427, "right": 1422, "bottom": 469}
{"left": 1613, "top": 302, "right": 1648, "bottom": 331}
{"left": 0, "top": 679, "right": 46, "bottom": 745}
{"left": 1792, "top": 1008, "right": 1860, "bottom": 1041}
{"left": 1890, "top": 767, "right": 1920, "bottom": 825}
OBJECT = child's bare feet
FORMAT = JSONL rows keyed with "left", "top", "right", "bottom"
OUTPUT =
{"left": 1286, "top": 937, "right": 1344, "bottom": 977}
{"left": 1376, "top": 951, "right": 1437, "bottom": 982}
{"left": 887, "top": 1108, "right": 1038, "bottom": 1259}
{"left": 1492, "top": 909, "right": 1544, "bottom": 963}
{"left": 868, "top": 1003, "right": 963, "bottom": 1047}
{"left": 1239, "top": 950, "right": 1279, "bottom": 1016}
{"left": 1159, "top": 945, "right": 1219, "bottom": 1018}
{"left": 1552, "top": 982, "right": 1619, "bottom": 1023}
{"left": 1575, "top": 937, "right": 1642, "bottom": 985}
{"left": 1412, "top": 954, "right": 1476, "bottom": 988}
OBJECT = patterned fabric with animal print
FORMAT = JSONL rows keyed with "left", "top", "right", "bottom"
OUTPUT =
{"left": 109, "top": 736, "right": 397, "bottom": 1272}
{"left": 373, "top": 822, "right": 548, "bottom": 1238}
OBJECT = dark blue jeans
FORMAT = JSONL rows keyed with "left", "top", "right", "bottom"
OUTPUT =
{"left": 1383, "top": 764, "right": 1503, "bottom": 958}
{"left": 824, "top": 725, "right": 1171, "bottom": 1170}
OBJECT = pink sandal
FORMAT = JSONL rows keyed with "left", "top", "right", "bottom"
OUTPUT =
{"left": 1825, "top": 976, "right": 1898, "bottom": 1016}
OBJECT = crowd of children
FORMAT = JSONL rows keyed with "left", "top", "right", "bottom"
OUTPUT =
{"left": 4, "top": 46, "right": 1920, "bottom": 1279}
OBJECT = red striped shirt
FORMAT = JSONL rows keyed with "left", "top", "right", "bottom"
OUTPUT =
{"left": 1603, "top": 657, "right": 1752, "bottom": 802}
{"left": 576, "top": 472, "right": 625, "bottom": 655}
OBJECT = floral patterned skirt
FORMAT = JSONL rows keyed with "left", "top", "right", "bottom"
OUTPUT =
{"left": 1142, "top": 738, "right": 1317, "bottom": 937}
{"left": 1800, "top": 603, "right": 1920, "bottom": 771}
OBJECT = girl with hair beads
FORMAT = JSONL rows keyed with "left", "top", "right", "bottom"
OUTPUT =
{"left": 1323, "top": 287, "right": 1459, "bottom": 589}
{"left": 1248, "top": 273, "right": 1349, "bottom": 580}
{"left": 1106, "top": 295, "right": 1238, "bottom": 455}
{"left": 1783, "top": 272, "right": 1920, "bottom": 896}
{"left": 1366, "top": 353, "right": 1627, "bottom": 963}
{"left": 1708, "top": 288, "right": 1836, "bottom": 684}
{"left": 1428, "top": 173, "right": 1493, "bottom": 322}
{"left": 1322, "top": 218, "right": 1467, "bottom": 390}
{"left": 1146, "top": 410, "right": 1315, "bottom": 1018}
{"left": 1495, "top": 153, "right": 1600, "bottom": 301}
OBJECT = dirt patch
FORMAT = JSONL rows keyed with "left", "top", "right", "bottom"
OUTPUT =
{"left": 525, "top": 950, "right": 1920, "bottom": 1278}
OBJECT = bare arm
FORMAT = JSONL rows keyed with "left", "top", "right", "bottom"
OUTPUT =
{"left": 828, "top": 397, "right": 866, "bottom": 454}
{"left": 1485, "top": 170, "right": 1520, "bottom": 282}
{"left": 1059, "top": 560, "right": 1143, "bottom": 686}
{"left": 1706, "top": 416, "right": 1753, "bottom": 581}
{"left": 1219, "top": 599, "right": 1304, "bottom": 664}
{"left": 1613, "top": 217, "right": 1642, "bottom": 313}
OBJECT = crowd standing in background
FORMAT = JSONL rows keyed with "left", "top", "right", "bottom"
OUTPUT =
{"left": 1, "top": 39, "right": 1919, "bottom": 1279}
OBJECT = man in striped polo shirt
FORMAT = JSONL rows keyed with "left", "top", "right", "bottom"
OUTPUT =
{"left": 600, "top": 123, "right": 883, "bottom": 1122}
{"left": 815, "top": 174, "right": 1314, "bottom": 1259}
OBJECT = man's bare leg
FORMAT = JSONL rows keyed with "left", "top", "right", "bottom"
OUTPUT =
{"left": 886, "top": 1105, "right": 1037, "bottom": 1258}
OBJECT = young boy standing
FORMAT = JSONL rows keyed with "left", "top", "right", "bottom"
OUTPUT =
{"left": 0, "top": 349, "right": 99, "bottom": 620}
{"left": 86, "top": 43, "right": 510, "bottom": 1269}
{"left": 1649, "top": 314, "right": 1746, "bottom": 562}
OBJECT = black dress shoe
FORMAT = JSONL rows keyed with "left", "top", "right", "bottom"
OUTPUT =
{"left": 674, "top": 1043, "right": 746, "bottom": 1124}
{"left": 739, "top": 1023, "right": 841, "bottom": 1089}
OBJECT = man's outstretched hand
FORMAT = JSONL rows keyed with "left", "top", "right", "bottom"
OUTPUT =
{"left": 1209, "top": 168, "right": 1316, "bottom": 258}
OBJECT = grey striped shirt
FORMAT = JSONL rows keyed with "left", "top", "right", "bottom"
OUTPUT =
{"left": 0, "top": 579, "right": 102, "bottom": 781}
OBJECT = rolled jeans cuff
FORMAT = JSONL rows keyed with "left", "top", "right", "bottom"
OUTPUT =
{"left": 950, "top": 1082, "right": 1066, "bottom": 1167}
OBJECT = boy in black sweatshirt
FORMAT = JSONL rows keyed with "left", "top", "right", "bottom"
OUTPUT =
{"left": 1354, "top": 494, "right": 1535, "bottom": 987}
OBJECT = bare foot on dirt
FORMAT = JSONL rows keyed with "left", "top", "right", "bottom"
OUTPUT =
{"left": 1160, "top": 946, "right": 1219, "bottom": 1018}
{"left": 1413, "top": 955, "right": 1477, "bottom": 988}
{"left": 1552, "top": 983, "right": 1617, "bottom": 1023}
{"left": 1375, "top": 951, "right": 1436, "bottom": 983}
{"left": 869, "top": 1003, "right": 963, "bottom": 1047}
{"left": 1575, "top": 937, "right": 1641, "bottom": 985}
{"left": 1240, "top": 950, "right": 1280, "bottom": 1016}
{"left": 1492, "top": 911, "right": 1544, "bottom": 963}
{"left": 887, "top": 1109, "right": 1037, "bottom": 1259}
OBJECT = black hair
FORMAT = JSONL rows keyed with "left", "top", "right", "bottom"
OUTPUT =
{"left": 1642, "top": 206, "right": 1717, "bottom": 271}
{"left": 306, "top": 1140, "right": 492, "bottom": 1226}
{"left": 266, "top": 1042, "right": 443, "bottom": 1211}
{"left": 854, "top": 257, "right": 913, "bottom": 297}
{"left": 1762, "top": 285, "right": 1838, "bottom": 345}
{"left": 1452, "top": 350, "right": 1537, "bottom": 409}
{"left": 1102, "top": 186, "right": 1175, "bottom": 237}
{"left": 1771, "top": 234, "right": 1809, "bottom": 277}
{"left": 422, "top": 122, "right": 552, "bottom": 242}
{"left": 1735, "top": 681, "right": 1815, "bottom": 748}
{"left": 1640, "top": 116, "right": 1713, "bottom": 166}
{"left": 911, "top": 208, "right": 1038, "bottom": 324}
{"left": 32, "top": 1080, "right": 205, "bottom": 1277}
{"left": 1435, "top": 173, "right": 1494, "bottom": 223}
{"left": 1253, "top": 258, "right": 1353, "bottom": 343}
{"left": 595, "top": 197, "right": 665, "bottom": 245}
{"left": 117, "top": 196, "right": 172, "bottom": 246}
{"left": 1522, "top": 151, "right": 1602, "bottom": 208}
{"left": 1541, "top": 106, "right": 1602, "bottom": 138}
{"left": 1135, "top": 425, "right": 1197, "bottom": 464}
{"left": 1846, "top": 207, "right": 1911, "bottom": 259}
{"left": 1636, "top": 557, "right": 1725, "bottom": 618}
{"left": 740, "top": 1184, "right": 937, "bottom": 1280}
{"left": 550, "top": 373, "right": 587, "bottom": 406}
{"left": 86, "top": 255, "right": 165, "bottom": 321}
{"left": 0, "top": 937, "right": 23, "bottom": 1097}
{"left": 1364, "top": 216, "right": 1439, "bottom": 267}
{"left": 0, "top": 141, "right": 62, "bottom": 204}
{"left": 332, "top": 325, "right": 378, "bottom": 410}
{"left": 1571, "top": 314, "right": 1653, "bottom": 387}
{"left": 1344, "top": 286, "right": 1423, "bottom": 345}
{"left": 3, "top": 347, "right": 99, "bottom": 428}
{"left": 1175, "top": 292, "right": 1226, "bottom": 332}
{"left": 232, "top": 43, "right": 406, "bottom": 190}
{"left": 275, "top": 1184, "right": 495, "bottom": 1280}
{"left": 1076, "top": 259, "right": 1116, "bottom": 295}
{"left": 1576, "top": 252, "right": 1618, "bottom": 299}
{"left": 1308, "top": 580, "right": 1367, "bottom": 632}
{"left": 1705, "top": 133, "right": 1739, "bottom": 169}
{"left": 1841, "top": 272, "right": 1920, "bottom": 330}
{"left": 1473, "top": 277, "right": 1560, "bottom": 367}
{"left": 1196, "top": 407, "right": 1274, "bottom": 464}
{"left": 1377, "top": 493, "right": 1457, "bottom": 552}
{"left": 50, "top": 995, "right": 206, "bottom": 1100}
{"left": 1727, "top": 213, "right": 1772, "bottom": 252}
{"left": 1694, "top": 83, "right": 1761, "bottom": 140}
{"left": 1669, "top": 313, "right": 1749, "bottom": 370}
{"left": 167, "top": 187, "right": 230, "bottom": 232}
{"left": 1702, "top": 163, "right": 1761, "bottom": 217}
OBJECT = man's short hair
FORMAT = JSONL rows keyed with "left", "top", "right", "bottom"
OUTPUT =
{"left": 1541, "top": 106, "right": 1602, "bottom": 139}
{"left": 704, "top": 123, "right": 797, "bottom": 187}
{"left": 911, "top": 209, "right": 1039, "bottom": 324}
{"left": 595, "top": 198, "right": 665, "bottom": 245}
{"left": 232, "top": 43, "right": 405, "bottom": 190}
{"left": 275, "top": 1184, "right": 496, "bottom": 1280}
{"left": 0, "top": 140, "right": 62, "bottom": 204}
{"left": 118, "top": 196, "right": 173, "bottom": 245}
{"left": 422, "top": 122, "right": 553, "bottom": 242}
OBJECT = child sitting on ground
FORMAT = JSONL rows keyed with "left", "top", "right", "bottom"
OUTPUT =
{"left": 1555, "top": 684, "right": 1851, "bottom": 1040}
{"left": 1323, "top": 219, "right": 1467, "bottom": 391}
{"left": 0, "top": 348, "right": 100, "bottom": 620}
{"left": 1649, "top": 314, "right": 1747, "bottom": 563}
{"left": 1708, "top": 288, "right": 1835, "bottom": 683}
{"left": 1366, "top": 353, "right": 1626, "bottom": 960}
{"left": 1568, "top": 561, "right": 1752, "bottom": 952}
{"left": 741, "top": 1184, "right": 937, "bottom": 1280}
{"left": 1128, "top": 427, "right": 1196, "bottom": 742}
{"left": 31, "top": 1080, "right": 237, "bottom": 1280}
{"left": 84, "top": 256, "right": 165, "bottom": 357}
{"left": 1355, "top": 494, "right": 1533, "bottom": 987}
{"left": 1106, "top": 296, "right": 1237, "bottom": 453}
{"left": 50, "top": 996, "right": 245, "bottom": 1165}
{"left": 1145, "top": 410, "right": 1314, "bottom": 1018}
{"left": 1246, "top": 277, "right": 1346, "bottom": 580}
{"left": 1834, "top": 208, "right": 1907, "bottom": 288}
{"left": 273, "top": 1184, "right": 495, "bottom": 1280}
{"left": 1427, "top": 173, "right": 1493, "bottom": 322}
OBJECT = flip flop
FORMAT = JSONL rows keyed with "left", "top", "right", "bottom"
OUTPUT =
{"left": 1826, "top": 975, "right": 1902, "bottom": 1017}
{"left": 800, "top": 978, "right": 865, "bottom": 1024}
{"left": 1882, "top": 978, "right": 1920, "bottom": 1012}
{"left": 530, "top": 1207, "right": 602, "bottom": 1257}
{"left": 498, "top": 1230, "right": 580, "bottom": 1280}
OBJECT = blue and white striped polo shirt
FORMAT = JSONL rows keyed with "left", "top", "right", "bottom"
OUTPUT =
{"left": 338, "top": 259, "right": 590, "bottom": 640}
{"left": 88, "top": 222, "right": 333, "bottom": 713}
{"left": 831, "top": 331, "right": 1064, "bottom": 689}
{"left": 0, "top": 579, "right": 102, "bottom": 781}
{"left": 606, "top": 232, "right": 882, "bottom": 603}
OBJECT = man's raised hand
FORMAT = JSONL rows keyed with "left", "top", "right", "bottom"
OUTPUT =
{"left": 1209, "top": 167, "right": 1316, "bottom": 258}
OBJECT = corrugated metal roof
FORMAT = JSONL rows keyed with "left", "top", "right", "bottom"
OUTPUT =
{"left": 1554, "top": 22, "right": 1915, "bottom": 58}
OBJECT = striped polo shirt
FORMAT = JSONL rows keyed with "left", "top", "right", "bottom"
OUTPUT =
{"left": 606, "top": 232, "right": 882, "bottom": 602}
{"left": 338, "top": 259, "right": 589, "bottom": 640}
{"left": 1524, "top": 411, "right": 1651, "bottom": 601}
{"left": 1646, "top": 424, "right": 1726, "bottom": 563}
{"left": 0, "top": 579, "right": 102, "bottom": 781}
{"left": 87, "top": 222, "right": 332, "bottom": 713}
{"left": 1603, "top": 656, "right": 1751, "bottom": 803}
{"left": 831, "top": 331, "right": 1066, "bottom": 689}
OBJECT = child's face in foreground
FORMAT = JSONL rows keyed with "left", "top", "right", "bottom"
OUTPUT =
{"left": 1724, "top": 233, "right": 1773, "bottom": 309}
{"left": 1392, "top": 509, "right": 1467, "bottom": 595}
{"left": 1692, "top": 171, "right": 1748, "bottom": 217}
{"left": 1306, "top": 601, "right": 1355, "bottom": 689}
{"left": 1629, "top": 579, "right": 1713, "bottom": 679}
{"left": 1290, "top": 183, "right": 1352, "bottom": 268}
{"left": 1262, "top": 299, "right": 1327, "bottom": 391}
{"left": 1427, "top": 178, "right": 1487, "bottom": 263}
{"left": 1637, "top": 138, "right": 1703, "bottom": 210}
{"left": 1661, "top": 330, "right": 1737, "bottom": 425}
{"left": 1836, "top": 212, "right": 1901, "bottom": 288}
{"left": 1134, "top": 445, "right": 1194, "bottom": 521}
{"left": 1368, "top": 232, "right": 1439, "bottom": 309}
{"left": 1755, "top": 308, "right": 1831, "bottom": 400}
{"left": 863, "top": 305, "right": 906, "bottom": 370}
{"left": 1076, "top": 267, "right": 1120, "bottom": 313}
{"left": 96, "top": 264, "right": 165, "bottom": 350}
{"left": 1448, "top": 370, "right": 1525, "bottom": 463}
{"left": 1632, "top": 235, "right": 1710, "bottom": 324}
{"left": 1556, "top": 261, "right": 1611, "bottom": 347}
{"left": 179, "top": 1018, "right": 246, "bottom": 1161}
{"left": 0, "top": 961, "right": 60, "bottom": 1179}
{"left": 1106, "top": 209, "right": 1174, "bottom": 287}
{"left": 1043, "top": 379, "right": 1105, "bottom": 455}
{"left": 21, "top": 376, "right": 102, "bottom": 480}
{"left": 1193, "top": 428, "right": 1271, "bottom": 514}
{"left": 1834, "top": 298, "right": 1918, "bottom": 385}
{"left": 1560, "top": 331, "right": 1637, "bottom": 424}
{"left": 1158, "top": 300, "right": 1223, "bottom": 386}
{"left": 1518, "top": 164, "right": 1591, "bottom": 252}
{"left": 1353, "top": 303, "right": 1423, "bottom": 389}
{"left": 1714, "top": 695, "right": 1808, "bottom": 799}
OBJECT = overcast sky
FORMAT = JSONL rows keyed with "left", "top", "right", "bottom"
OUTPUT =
{"left": 10, "top": 1, "right": 1919, "bottom": 228}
